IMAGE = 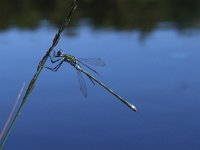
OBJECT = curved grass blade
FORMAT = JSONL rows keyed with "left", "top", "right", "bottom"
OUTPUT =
{"left": 0, "top": 83, "right": 25, "bottom": 141}
{"left": 0, "top": 1, "right": 79, "bottom": 149}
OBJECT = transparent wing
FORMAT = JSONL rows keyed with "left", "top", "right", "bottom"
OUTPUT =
{"left": 77, "top": 60, "right": 100, "bottom": 76}
{"left": 77, "top": 58, "right": 106, "bottom": 67}
{"left": 77, "top": 69, "right": 87, "bottom": 98}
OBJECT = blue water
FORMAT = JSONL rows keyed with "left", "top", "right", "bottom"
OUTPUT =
{"left": 1, "top": 25, "right": 200, "bottom": 149}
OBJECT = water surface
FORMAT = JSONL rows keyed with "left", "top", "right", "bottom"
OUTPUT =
{"left": 0, "top": 0, "right": 200, "bottom": 150}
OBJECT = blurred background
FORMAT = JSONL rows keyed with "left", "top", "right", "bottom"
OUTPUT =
{"left": 1, "top": 0, "right": 200, "bottom": 34}
{"left": 0, "top": 0, "right": 200, "bottom": 149}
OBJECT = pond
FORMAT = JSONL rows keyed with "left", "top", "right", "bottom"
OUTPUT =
{"left": 0, "top": 0, "right": 200, "bottom": 150}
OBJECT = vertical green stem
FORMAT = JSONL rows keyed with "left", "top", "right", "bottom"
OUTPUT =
{"left": 0, "top": 0, "right": 78, "bottom": 149}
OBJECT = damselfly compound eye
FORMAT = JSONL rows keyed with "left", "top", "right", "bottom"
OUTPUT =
{"left": 57, "top": 50, "right": 63, "bottom": 56}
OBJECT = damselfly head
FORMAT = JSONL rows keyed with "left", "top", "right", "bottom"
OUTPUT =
{"left": 57, "top": 50, "right": 64, "bottom": 56}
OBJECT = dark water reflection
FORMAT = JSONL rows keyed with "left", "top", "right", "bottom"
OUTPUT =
{"left": 0, "top": 0, "right": 200, "bottom": 33}
{"left": 1, "top": 0, "right": 200, "bottom": 150}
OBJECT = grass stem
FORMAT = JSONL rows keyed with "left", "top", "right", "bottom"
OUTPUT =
{"left": 0, "top": 1, "right": 78, "bottom": 149}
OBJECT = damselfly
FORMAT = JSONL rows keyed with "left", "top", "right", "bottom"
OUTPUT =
{"left": 46, "top": 50, "right": 137, "bottom": 112}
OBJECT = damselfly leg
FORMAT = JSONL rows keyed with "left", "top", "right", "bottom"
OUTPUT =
{"left": 46, "top": 60, "right": 64, "bottom": 72}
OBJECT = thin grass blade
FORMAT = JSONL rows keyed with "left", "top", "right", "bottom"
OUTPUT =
{"left": 0, "top": 83, "right": 25, "bottom": 141}
{"left": 0, "top": 0, "right": 79, "bottom": 149}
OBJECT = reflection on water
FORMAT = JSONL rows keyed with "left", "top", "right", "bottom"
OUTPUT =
{"left": 0, "top": 0, "right": 200, "bottom": 34}
{"left": 0, "top": 24, "right": 200, "bottom": 150}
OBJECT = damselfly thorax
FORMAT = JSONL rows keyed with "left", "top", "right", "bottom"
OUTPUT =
{"left": 64, "top": 54, "right": 77, "bottom": 67}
